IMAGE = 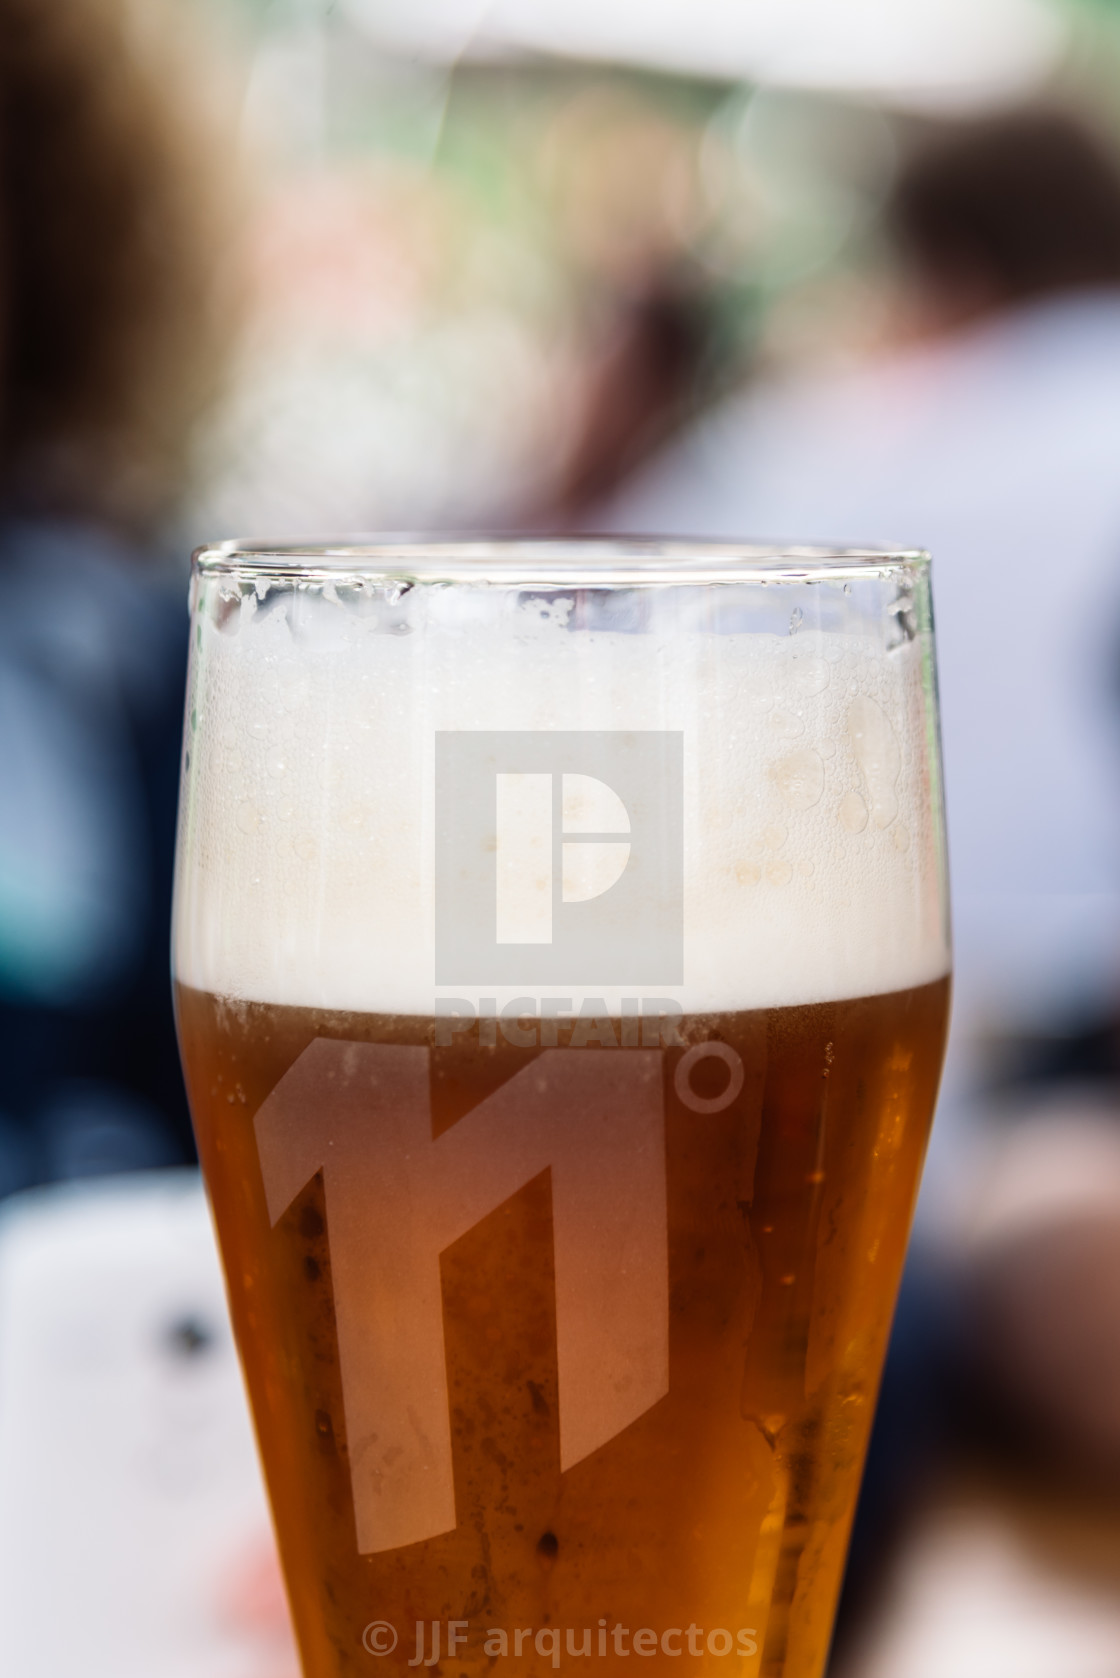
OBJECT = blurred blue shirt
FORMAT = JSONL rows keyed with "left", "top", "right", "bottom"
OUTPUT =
{"left": 606, "top": 290, "right": 1120, "bottom": 1037}
{"left": 0, "top": 520, "right": 190, "bottom": 1190}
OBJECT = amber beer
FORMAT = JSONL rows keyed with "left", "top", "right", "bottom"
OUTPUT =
{"left": 174, "top": 541, "right": 950, "bottom": 1678}
{"left": 177, "top": 983, "right": 947, "bottom": 1678}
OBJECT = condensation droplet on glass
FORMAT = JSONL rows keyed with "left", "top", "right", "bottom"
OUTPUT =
{"left": 848, "top": 695, "right": 901, "bottom": 828}
{"left": 789, "top": 605, "right": 803, "bottom": 634}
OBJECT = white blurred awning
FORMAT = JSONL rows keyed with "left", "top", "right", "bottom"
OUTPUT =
{"left": 341, "top": 0, "right": 1066, "bottom": 110}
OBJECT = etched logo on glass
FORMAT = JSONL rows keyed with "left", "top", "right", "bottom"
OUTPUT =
{"left": 255, "top": 1041, "right": 668, "bottom": 1554}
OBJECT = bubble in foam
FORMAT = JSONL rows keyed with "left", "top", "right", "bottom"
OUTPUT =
{"left": 769, "top": 709, "right": 805, "bottom": 740}
{"left": 281, "top": 676, "right": 311, "bottom": 714}
{"left": 771, "top": 748, "right": 825, "bottom": 813}
{"left": 789, "top": 654, "right": 830, "bottom": 697}
{"left": 838, "top": 791, "right": 868, "bottom": 834}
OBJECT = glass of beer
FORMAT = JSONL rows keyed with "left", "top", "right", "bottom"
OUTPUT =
{"left": 174, "top": 540, "right": 950, "bottom": 1678}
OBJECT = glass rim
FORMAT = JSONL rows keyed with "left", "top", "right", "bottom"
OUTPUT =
{"left": 192, "top": 535, "right": 929, "bottom": 587}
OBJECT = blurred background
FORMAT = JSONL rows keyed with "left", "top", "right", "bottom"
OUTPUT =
{"left": 6, "top": 0, "right": 1120, "bottom": 1672}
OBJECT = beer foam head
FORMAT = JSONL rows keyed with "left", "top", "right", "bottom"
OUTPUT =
{"left": 174, "top": 560, "right": 950, "bottom": 1015}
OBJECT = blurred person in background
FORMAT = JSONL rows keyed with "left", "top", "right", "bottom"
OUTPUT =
{"left": 603, "top": 106, "right": 1120, "bottom": 1186}
{"left": 535, "top": 266, "right": 716, "bottom": 530}
{"left": 0, "top": 0, "right": 230, "bottom": 1195}
{"left": 599, "top": 107, "right": 1120, "bottom": 1659}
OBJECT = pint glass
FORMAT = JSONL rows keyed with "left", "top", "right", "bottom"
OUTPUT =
{"left": 174, "top": 541, "right": 950, "bottom": 1678}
